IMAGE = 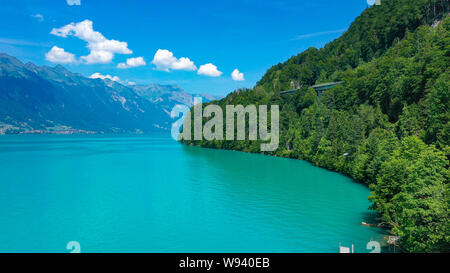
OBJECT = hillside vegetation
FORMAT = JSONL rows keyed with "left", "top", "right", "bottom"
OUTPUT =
{"left": 0, "top": 54, "right": 215, "bottom": 134}
{"left": 183, "top": 0, "right": 450, "bottom": 252}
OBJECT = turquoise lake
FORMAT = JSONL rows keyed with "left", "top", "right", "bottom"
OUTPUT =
{"left": 0, "top": 135, "right": 388, "bottom": 253}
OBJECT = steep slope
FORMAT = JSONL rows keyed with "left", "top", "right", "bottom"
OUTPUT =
{"left": 0, "top": 53, "right": 163, "bottom": 133}
{"left": 183, "top": 0, "right": 449, "bottom": 253}
{"left": 257, "top": 0, "right": 449, "bottom": 93}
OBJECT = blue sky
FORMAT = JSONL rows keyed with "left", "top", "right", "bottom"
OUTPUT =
{"left": 0, "top": 0, "right": 370, "bottom": 96}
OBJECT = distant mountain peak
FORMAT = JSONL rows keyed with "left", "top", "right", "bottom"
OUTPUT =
{"left": 25, "top": 62, "right": 38, "bottom": 69}
{"left": 53, "top": 64, "right": 71, "bottom": 74}
{"left": 0, "top": 52, "right": 219, "bottom": 134}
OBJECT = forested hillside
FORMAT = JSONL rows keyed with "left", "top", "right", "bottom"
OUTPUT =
{"left": 183, "top": 0, "right": 450, "bottom": 253}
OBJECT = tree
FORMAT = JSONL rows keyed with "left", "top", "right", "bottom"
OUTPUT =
{"left": 392, "top": 145, "right": 449, "bottom": 252}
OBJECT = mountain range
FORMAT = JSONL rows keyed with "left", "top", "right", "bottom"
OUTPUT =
{"left": 0, "top": 53, "right": 216, "bottom": 134}
{"left": 182, "top": 0, "right": 449, "bottom": 253}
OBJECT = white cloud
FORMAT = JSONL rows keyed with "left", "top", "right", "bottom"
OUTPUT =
{"left": 117, "top": 57, "right": 146, "bottom": 69}
{"left": 50, "top": 20, "right": 132, "bottom": 64}
{"left": 171, "top": 57, "right": 196, "bottom": 70}
{"left": 31, "top": 14, "right": 44, "bottom": 22}
{"left": 81, "top": 51, "right": 114, "bottom": 64}
{"left": 88, "top": 39, "right": 131, "bottom": 54}
{"left": 126, "top": 80, "right": 136, "bottom": 86}
{"left": 45, "top": 46, "right": 76, "bottom": 64}
{"left": 197, "top": 63, "right": 222, "bottom": 77}
{"left": 152, "top": 49, "right": 197, "bottom": 71}
{"left": 231, "top": 69, "right": 245, "bottom": 81}
{"left": 66, "top": 0, "right": 81, "bottom": 6}
{"left": 89, "top": 72, "right": 120, "bottom": 82}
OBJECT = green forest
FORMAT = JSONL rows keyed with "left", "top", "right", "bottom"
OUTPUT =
{"left": 182, "top": 0, "right": 450, "bottom": 253}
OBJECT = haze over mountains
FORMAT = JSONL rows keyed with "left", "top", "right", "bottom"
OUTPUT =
{"left": 0, "top": 53, "right": 216, "bottom": 134}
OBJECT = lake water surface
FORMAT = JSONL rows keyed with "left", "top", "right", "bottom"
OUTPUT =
{"left": 0, "top": 135, "right": 387, "bottom": 253}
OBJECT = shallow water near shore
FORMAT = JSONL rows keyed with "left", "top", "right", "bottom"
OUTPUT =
{"left": 0, "top": 134, "right": 389, "bottom": 253}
